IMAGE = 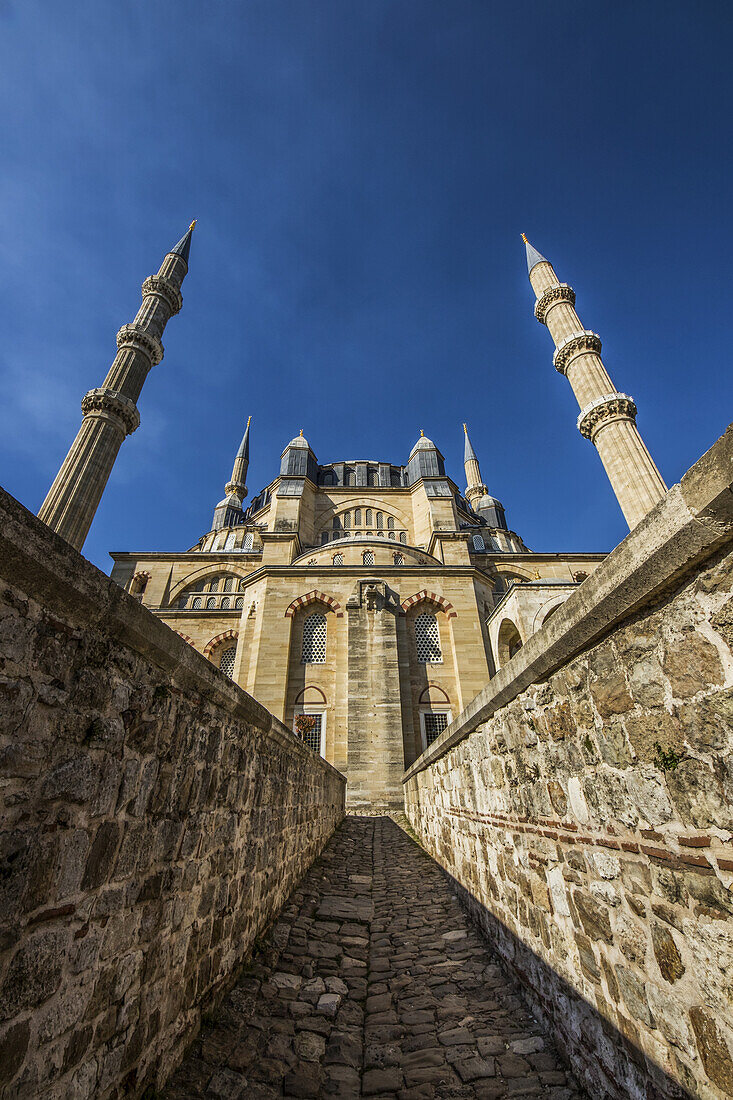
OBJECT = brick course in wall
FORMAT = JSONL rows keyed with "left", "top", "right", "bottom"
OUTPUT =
{"left": 404, "top": 425, "right": 733, "bottom": 1100}
{"left": 0, "top": 487, "right": 346, "bottom": 1099}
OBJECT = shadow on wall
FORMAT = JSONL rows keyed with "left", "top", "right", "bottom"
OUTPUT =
{"left": 439, "top": 864, "right": 696, "bottom": 1100}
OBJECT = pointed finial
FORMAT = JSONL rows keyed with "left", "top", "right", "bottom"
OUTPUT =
{"left": 189, "top": 220, "right": 197, "bottom": 232}
{"left": 463, "top": 422, "right": 478, "bottom": 465}
{"left": 299, "top": 428, "right": 303, "bottom": 437}
{"left": 247, "top": 415, "right": 252, "bottom": 427}
{"left": 170, "top": 221, "right": 196, "bottom": 263}
{"left": 522, "top": 234, "right": 548, "bottom": 274}
{"left": 463, "top": 423, "right": 468, "bottom": 433}
{"left": 420, "top": 429, "right": 424, "bottom": 437}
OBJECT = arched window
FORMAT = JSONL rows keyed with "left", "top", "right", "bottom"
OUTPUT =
{"left": 367, "top": 467, "right": 377, "bottom": 487}
{"left": 206, "top": 597, "right": 217, "bottom": 609}
{"left": 224, "top": 532, "right": 236, "bottom": 551}
{"left": 399, "top": 531, "right": 407, "bottom": 544}
{"left": 302, "top": 613, "right": 327, "bottom": 664}
{"left": 209, "top": 578, "right": 219, "bottom": 593}
{"left": 223, "top": 576, "right": 234, "bottom": 592}
{"left": 235, "top": 597, "right": 244, "bottom": 609}
{"left": 354, "top": 508, "right": 362, "bottom": 527}
{"left": 129, "top": 573, "right": 148, "bottom": 601}
{"left": 415, "top": 612, "right": 442, "bottom": 664}
{"left": 497, "top": 619, "right": 523, "bottom": 666}
{"left": 387, "top": 516, "right": 395, "bottom": 529}
{"left": 343, "top": 512, "right": 351, "bottom": 528}
{"left": 192, "top": 597, "right": 202, "bottom": 609}
{"left": 345, "top": 467, "right": 355, "bottom": 486}
{"left": 388, "top": 531, "right": 395, "bottom": 540}
{"left": 365, "top": 508, "right": 373, "bottom": 526}
{"left": 219, "top": 645, "right": 237, "bottom": 679}
{"left": 221, "top": 597, "right": 230, "bottom": 609}
{"left": 473, "top": 533, "right": 485, "bottom": 552}
{"left": 333, "top": 553, "right": 344, "bottom": 565}
{"left": 393, "top": 552, "right": 404, "bottom": 565}
{"left": 333, "top": 515, "right": 342, "bottom": 531}
{"left": 242, "top": 532, "right": 254, "bottom": 552}
{"left": 376, "top": 511, "right": 383, "bottom": 528}
{"left": 363, "top": 550, "right": 375, "bottom": 566}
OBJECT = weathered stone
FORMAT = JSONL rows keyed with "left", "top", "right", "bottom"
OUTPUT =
{"left": 572, "top": 891, "right": 613, "bottom": 944}
{"left": 662, "top": 631, "right": 724, "bottom": 698}
{"left": 690, "top": 1006, "right": 733, "bottom": 1094}
{"left": 0, "top": 1019, "right": 30, "bottom": 1085}
{"left": 651, "top": 924, "right": 685, "bottom": 983}
{"left": 0, "top": 930, "right": 65, "bottom": 1019}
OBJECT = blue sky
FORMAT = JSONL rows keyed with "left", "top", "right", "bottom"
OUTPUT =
{"left": 1, "top": 1, "right": 730, "bottom": 571}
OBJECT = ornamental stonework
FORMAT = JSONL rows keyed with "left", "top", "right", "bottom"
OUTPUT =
{"left": 81, "top": 387, "right": 141, "bottom": 435}
{"left": 141, "top": 274, "right": 183, "bottom": 315}
{"left": 552, "top": 330, "right": 602, "bottom": 374}
{"left": 534, "top": 283, "right": 575, "bottom": 325}
{"left": 577, "top": 392, "right": 637, "bottom": 439}
{"left": 116, "top": 322, "right": 164, "bottom": 365}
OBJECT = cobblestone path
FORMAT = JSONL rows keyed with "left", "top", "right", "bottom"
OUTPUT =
{"left": 163, "top": 816, "right": 585, "bottom": 1099}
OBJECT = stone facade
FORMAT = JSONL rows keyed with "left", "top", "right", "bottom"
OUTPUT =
{"left": 405, "top": 425, "right": 733, "bottom": 1100}
{"left": 0, "top": 487, "right": 345, "bottom": 1098}
{"left": 110, "top": 429, "right": 604, "bottom": 810}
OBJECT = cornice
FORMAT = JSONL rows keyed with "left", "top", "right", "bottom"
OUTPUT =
{"left": 116, "top": 323, "right": 164, "bottom": 366}
{"left": 552, "top": 330, "right": 602, "bottom": 375}
{"left": 141, "top": 274, "right": 183, "bottom": 315}
{"left": 534, "top": 283, "right": 575, "bottom": 325}
{"left": 577, "top": 392, "right": 637, "bottom": 441}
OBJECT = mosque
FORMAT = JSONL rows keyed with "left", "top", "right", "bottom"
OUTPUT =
{"left": 37, "top": 224, "right": 667, "bottom": 809}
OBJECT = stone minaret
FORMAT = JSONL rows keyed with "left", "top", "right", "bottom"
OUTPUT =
{"left": 38, "top": 222, "right": 196, "bottom": 551}
{"left": 463, "top": 423, "right": 487, "bottom": 510}
{"left": 212, "top": 416, "right": 251, "bottom": 530}
{"left": 523, "top": 235, "right": 666, "bottom": 529}
{"left": 462, "top": 424, "right": 508, "bottom": 530}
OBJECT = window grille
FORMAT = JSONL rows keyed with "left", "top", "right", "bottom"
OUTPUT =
{"left": 388, "top": 531, "right": 395, "bottom": 540}
{"left": 333, "top": 553, "right": 343, "bottom": 565}
{"left": 302, "top": 613, "right": 327, "bottom": 663}
{"left": 206, "top": 597, "right": 217, "bottom": 609}
{"left": 235, "top": 597, "right": 244, "bottom": 609}
{"left": 192, "top": 597, "right": 202, "bottom": 609}
{"left": 365, "top": 508, "right": 373, "bottom": 526}
{"left": 223, "top": 576, "right": 234, "bottom": 592}
{"left": 387, "top": 516, "right": 395, "bottom": 529}
{"left": 295, "top": 712, "right": 323, "bottom": 754}
{"left": 415, "top": 612, "right": 442, "bottom": 663}
{"left": 363, "top": 550, "right": 375, "bottom": 566}
{"left": 367, "top": 468, "right": 377, "bottom": 487}
{"left": 343, "top": 512, "right": 351, "bottom": 528}
{"left": 219, "top": 645, "right": 237, "bottom": 679}
{"left": 423, "top": 712, "right": 449, "bottom": 746}
{"left": 242, "top": 532, "right": 254, "bottom": 551}
{"left": 354, "top": 508, "right": 361, "bottom": 526}
{"left": 321, "top": 531, "right": 330, "bottom": 544}
{"left": 399, "top": 531, "right": 407, "bottom": 544}
{"left": 473, "top": 533, "right": 485, "bottom": 552}
{"left": 209, "top": 578, "right": 219, "bottom": 592}
{"left": 221, "top": 597, "right": 230, "bottom": 609}
{"left": 376, "top": 511, "right": 383, "bottom": 528}
{"left": 224, "top": 533, "right": 236, "bottom": 551}
{"left": 393, "top": 552, "right": 404, "bottom": 565}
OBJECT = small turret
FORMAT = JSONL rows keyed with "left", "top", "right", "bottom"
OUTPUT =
{"left": 280, "top": 429, "right": 318, "bottom": 479}
{"left": 407, "top": 430, "right": 445, "bottom": 483}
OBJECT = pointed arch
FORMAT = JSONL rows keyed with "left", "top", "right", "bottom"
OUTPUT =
{"left": 400, "top": 590, "right": 456, "bottom": 618}
{"left": 203, "top": 629, "right": 239, "bottom": 659}
{"left": 284, "top": 590, "right": 343, "bottom": 618}
{"left": 175, "top": 631, "right": 195, "bottom": 647}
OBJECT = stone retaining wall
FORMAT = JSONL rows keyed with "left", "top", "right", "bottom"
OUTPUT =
{"left": 404, "top": 425, "right": 733, "bottom": 1100}
{"left": 0, "top": 488, "right": 346, "bottom": 1099}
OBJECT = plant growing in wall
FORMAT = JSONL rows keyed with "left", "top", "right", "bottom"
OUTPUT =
{"left": 294, "top": 713, "right": 318, "bottom": 740}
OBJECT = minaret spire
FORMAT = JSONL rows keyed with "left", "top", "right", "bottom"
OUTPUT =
{"left": 38, "top": 222, "right": 196, "bottom": 550}
{"left": 521, "top": 233, "right": 547, "bottom": 274}
{"left": 524, "top": 236, "right": 666, "bottom": 530}
{"left": 212, "top": 417, "right": 252, "bottom": 530}
{"left": 461, "top": 424, "right": 508, "bottom": 531}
